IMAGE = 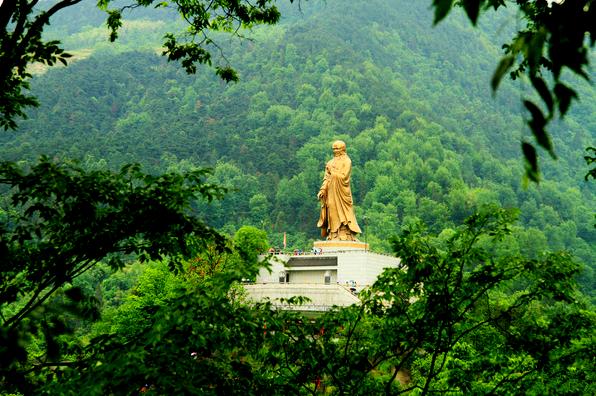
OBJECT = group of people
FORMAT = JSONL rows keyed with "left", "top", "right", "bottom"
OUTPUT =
{"left": 267, "top": 247, "right": 321, "bottom": 255}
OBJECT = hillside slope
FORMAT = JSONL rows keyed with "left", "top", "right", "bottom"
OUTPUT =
{"left": 1, "top": 0, "right": 594, "bottom": 290}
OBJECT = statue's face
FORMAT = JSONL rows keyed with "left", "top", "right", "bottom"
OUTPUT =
{"left": 332, "top": 141, "right": 345, "bottom": 156}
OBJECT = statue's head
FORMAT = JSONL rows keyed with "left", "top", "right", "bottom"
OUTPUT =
{"left": 332, "top": 140, "right": 346, "bottom": 156}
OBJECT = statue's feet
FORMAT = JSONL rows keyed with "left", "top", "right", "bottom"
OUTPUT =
{"left": 338, "top": 224, "right": 356, "bottom": 241}
{"left": 326, "top": 225, "right": 359, "bottom": 241}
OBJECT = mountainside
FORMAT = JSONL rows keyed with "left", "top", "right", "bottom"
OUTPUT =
{"left": 1, "top": 0, "right": 594, "bottom": 291}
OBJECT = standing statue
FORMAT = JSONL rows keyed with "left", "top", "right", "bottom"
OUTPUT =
{"left": 317, "top": 140, "right": 362, "bottom": 241}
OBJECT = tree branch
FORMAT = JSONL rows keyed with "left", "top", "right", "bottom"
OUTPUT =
{"left": 17, "top": 0, "right": 83, "bottom": 57}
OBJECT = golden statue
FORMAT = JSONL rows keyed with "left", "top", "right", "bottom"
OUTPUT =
{"left": 317, "top": 140, "right": 362, "bottom": 241}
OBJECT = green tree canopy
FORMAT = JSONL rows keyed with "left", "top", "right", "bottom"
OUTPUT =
{"left": 433, "top": 0, "right": 595, "bottom": 180}
{"left": 0, "top": 157, "right": 225, "bottom": 392}
{"left": 0, "top": 0, "right": 290, "bottom": 129}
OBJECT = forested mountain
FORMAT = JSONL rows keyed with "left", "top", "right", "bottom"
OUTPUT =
{"left": 1, "top": 0, "right": 594, "bottom": 292}
{"left": 2, "top": 1, "right": 595, "bottom": 393}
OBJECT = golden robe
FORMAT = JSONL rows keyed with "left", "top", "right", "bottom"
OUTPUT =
{"left": 317, "top": 153, "right": 361, "bottom": 239}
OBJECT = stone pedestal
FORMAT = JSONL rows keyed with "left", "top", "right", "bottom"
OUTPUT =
{"left": 252, "top": 247, "right": 400, "bottom": 309}
{"left": 253, "top": 245, "right": 401, "bottom": 310}
{"left": 313, "top": 240, "right": 369, "bottom": 253}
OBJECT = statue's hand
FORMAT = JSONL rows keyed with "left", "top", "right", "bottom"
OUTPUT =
{"left": 317, "top": 191, "right": 325, "bottom": 201}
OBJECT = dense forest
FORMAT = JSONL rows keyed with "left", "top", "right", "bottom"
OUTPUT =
{"left": 3, "top": 0, "right": 593, "bottom": 280}
{"left": 1, "top": 0, "right": 594, "bottom": 394}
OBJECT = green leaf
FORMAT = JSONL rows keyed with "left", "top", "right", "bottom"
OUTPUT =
{"left": 553, "top": 82, "right": 577, "bottom": 117}
{"left": 523, "top": 100, "right": 545, "bottom": 129}
{"left": 462, "top": 0, "right": 483, "bottom": 25}
{"left": 584, "top": 147, "right": 596, "bottom": 181}
{"left": 491, "top": 55, "right": 514, "bottom": 92}
{"left": 97, "top": 0, "right": 109, "bottom": 10}
{"left": 524, "top": 100, "right": 555, "bottom": 158}
{"left": 521, "top": 141, "right": 540, "bottom": 183}
{"left": 65, "top": 286, "right": 84, "bottom": 302}
{"left": 216, "top": 66, "right": 239, "bottom": 82}
{"left": 432, "top": 0, "right": 455, "bottom": 25}
{"left": 527, "top": 29, "right": 546, "bottom": 73}
{"left": 487, "top": 0, "right": 506, "bottom": 10}
{"left": 530, "top": 75, "right": 553, "bottom": 115}
{"left": 106, "top": 10, "right": 123, "bottom": 42}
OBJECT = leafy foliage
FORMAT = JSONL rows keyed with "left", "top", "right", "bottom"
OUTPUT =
{"left": 0, "top": 0, "right": 293, "bottom": 129}
{"left": 295, "top": 207, "right": 594, "bottom": 394}
{"left": 3, "top": 1, "right": 593, "bottom": 290}
{"left": 585, "top": 147, "right": 596, "bottom": 181}
{"left": 1, "top": 1, "right": 593, "bottom": 393}
{"left": 0, "top": 157, "right": 225, "bottom": 393}
{"left": 0, "top": 0, "right": 81, "bottom": 130}
{"left": 41, "top": 241, "right": 291, "bottom": 394}
{"left": 432, "top": 0, "right": 595, "bottom": 181}
{"left": 36, "top": 207, "right": 595, "bottom": 394}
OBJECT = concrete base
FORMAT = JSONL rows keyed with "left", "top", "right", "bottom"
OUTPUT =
{"left": 244, "top": 283, "right": 360, "bottom": 311}
{"left": 256, "top": 246, "right": 401, "bottom": 301}
{"left": 313, "top": 240, "right": 369, "bottom": 253}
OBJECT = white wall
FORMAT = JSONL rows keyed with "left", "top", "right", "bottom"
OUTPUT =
{"left": 256, "top": 255, "right": 289, "bottom": 283}
{"left": 289, "top": 269, "right": 337, "bottom": 284}
{"left": 336, "top": 251, "right": 401, "bottom": 290}
{"left": 257, "top": 251, "right": 400, "bottom": 292}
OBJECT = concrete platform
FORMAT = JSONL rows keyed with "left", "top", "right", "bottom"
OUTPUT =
{"left": 257, "top": 249, "right": 400, "bottom": 293}
{"left": 244, "top": 283, "right": 360, "bottom": 311}
{"left": 251, "top": 245, "right": 401, "bottom": 311}
{"left": 313, "top": 240, "right": 369, "bottom": 252}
